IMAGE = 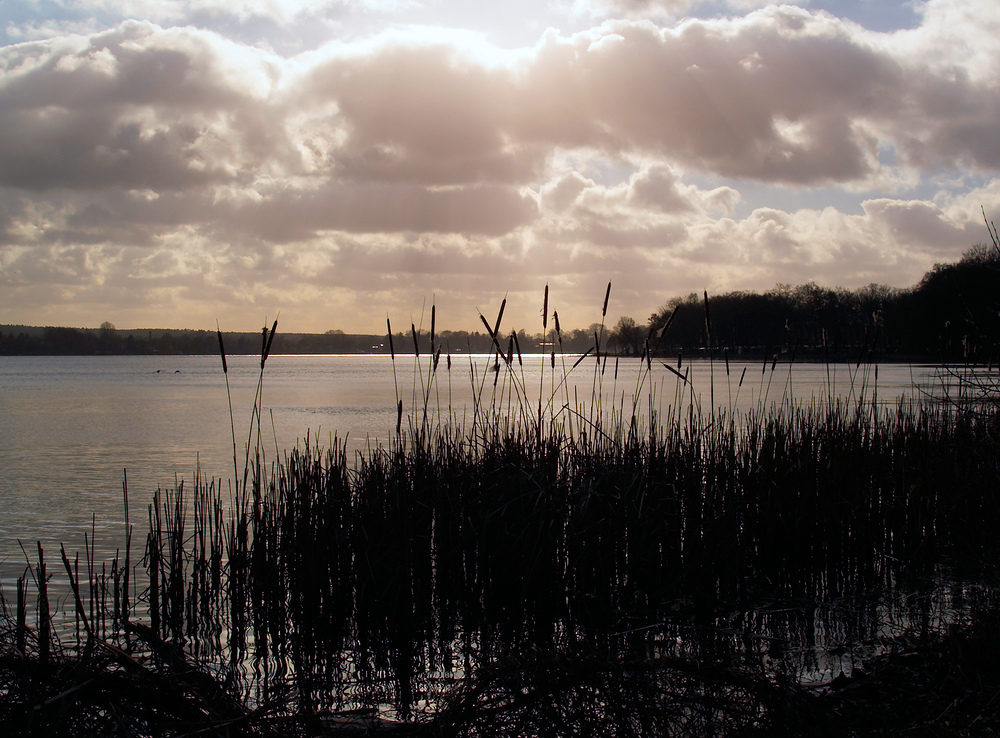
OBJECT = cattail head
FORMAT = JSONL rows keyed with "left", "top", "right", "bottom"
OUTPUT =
{"left": 660, "top": 305, "right": 679, "bottom": 338}
{"left": 542, "top": 284, "right": 549, "bottom": 332}
{"left": 662, "top": 361, "right": 689, "bottom": 385}
{"left": 493, "top": 298, "right": 506, "bottom": 339}
{"left": 216, "top": 322, "right": 227, "bottom": 374}
{"left": 387, "top": 317, "right": 395, "bottom": 360}
{"left": 602, "top": 281, "right": 611, "bottom": 319}
{"left": 571, "top": 347, "right": 593, "bottom": 372}
{"left": 263, "top": 318, "right": 278, "bottom": 363}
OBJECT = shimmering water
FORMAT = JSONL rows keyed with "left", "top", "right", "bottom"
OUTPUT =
{"left": 0, "top": 353, "right": 940, "bottom": 581}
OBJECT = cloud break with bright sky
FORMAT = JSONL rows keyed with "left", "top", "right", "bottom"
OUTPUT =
{"left": 1, "top": 0, "right": 998, "bottom": 334}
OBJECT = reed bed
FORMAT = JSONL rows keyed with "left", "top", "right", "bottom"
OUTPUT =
{"left": 3, "top": 292, "right": 1000, "bottom": 735}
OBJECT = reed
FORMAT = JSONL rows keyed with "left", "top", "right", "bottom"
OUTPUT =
{"left": 3, "top": 292, "right": 1000, "bottom": 734}
{"left": 199, "top": 328, "right": 1000, "bottom": 719}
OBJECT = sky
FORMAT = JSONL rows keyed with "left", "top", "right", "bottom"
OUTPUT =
{"left": 0, "top": 0, "right": 998, "bottom": 334}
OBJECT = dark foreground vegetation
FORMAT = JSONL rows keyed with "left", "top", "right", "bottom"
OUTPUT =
{"left": 3, "top": 320, "right": 1000, "bottom": 735}
{"left": 4, "top": 245, "right": 1000, "bottom": 735}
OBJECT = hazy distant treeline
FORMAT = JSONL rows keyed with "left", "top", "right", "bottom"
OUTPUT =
{"left": 3, "top": 246, "right": 998, "bottom": 360}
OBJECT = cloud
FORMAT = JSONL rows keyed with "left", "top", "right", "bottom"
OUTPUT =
{"left": 291, "top": 38, "right": 545, "bottom": 185}
{"left": 10, "top": 0, "right": 408, "bottom": 27}
{"left": 279, "top": 5, "right": 1000, "bottom": 188}
{"left": 4, "top": 7, "right": 999, "bottom": 196}
{"left": 0, "top": 22, "right": 288, "bottom": 191}
{"left": 1, "top": 2, "right": 1000, "bottom": 332}
{"left": 570, "top": 0, "right": 774, "bottom": 21}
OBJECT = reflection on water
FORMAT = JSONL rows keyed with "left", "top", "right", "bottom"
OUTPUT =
{"left": 0, "top": 355, "right": 945, "bottom": 571}
{"left": 111, "top": 392, "right": 997, "bottom": 718}
{"left": 1, "top": 352, "right": 989, "bottom": 719}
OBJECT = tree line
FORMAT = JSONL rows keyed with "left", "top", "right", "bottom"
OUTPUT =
{"left": 640, "top": 242, "right": 999, "bottom": 362}
{"left": 3, "top": 241, "right": 998, "bottom": 362}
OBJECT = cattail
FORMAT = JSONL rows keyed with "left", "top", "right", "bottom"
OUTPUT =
{"left": 661, "top": 305, "right": 679, "bottom": 338}
{"left": 387, "top": 317, "right": 395, "bottom": 360}
{"left": 571, "top": 347, "right": 594, "bottom": 371}
{"left": 430, "top": 304, "right": 436, "bottom": 353}
{"left": 703, "top": 291, "right": 712, "bottom": 339}
{"left": 602, "top": 282, "right": 611, "bottom": 319}
{"left": 542, "top": 284, "right": 549, "bottom": 332}
{"left": 512, "top": 331, "right": 523, "bottom": 366}
{"left": 554, "top": 311, "right": 563, "bottom": 348}
{"left": 662, "top": 361, "right": 689, "bottom": 384}
{"left": 216, "top": 324, "right": 227, "bottom": 375}
{"left": 479, "top": 313, "right": 494, "bottom": 338}
{"left": 492, "top": 298, "right": 506, "bottom": 339}
{"left": 506, "top": 335, "right": 514, "bottom": 366}
{"left": 411, "top": 323, "right": 419, "bottom": 357}
{"left": 261, "top": 318, "right": 278, "bottom": 369}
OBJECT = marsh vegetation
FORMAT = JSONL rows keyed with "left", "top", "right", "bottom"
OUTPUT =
{"left": 2, "top": 285, "right": 1000, "bottom": 736}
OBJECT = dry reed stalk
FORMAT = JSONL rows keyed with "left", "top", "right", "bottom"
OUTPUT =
{"left": 243, "top": 317, "right": 279, "bottom": 495}
{"left": 217, "top": 322, "right": 238, "bottom": 487}
{"left": 37, "top": 543, "right": 50, "bottom": 666}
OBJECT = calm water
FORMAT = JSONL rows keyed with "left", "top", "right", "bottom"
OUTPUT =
{"left": 0, "top": 353, "right": 940, "bottom": 581}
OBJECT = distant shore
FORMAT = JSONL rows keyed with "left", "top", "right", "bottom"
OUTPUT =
{"left": 0, "top": 323, "right": 948, "bottom": 363}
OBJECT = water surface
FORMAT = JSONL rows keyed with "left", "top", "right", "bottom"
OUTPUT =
{"left": 0, "top": 353, "right": 940, "bottom": 580}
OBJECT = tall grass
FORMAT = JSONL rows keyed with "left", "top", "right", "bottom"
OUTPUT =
{"left": 3, "top": 292, "right": 1000, "bottom": 732}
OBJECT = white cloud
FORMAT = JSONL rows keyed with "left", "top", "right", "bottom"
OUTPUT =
{"left": 12, "top": 0, "right": 409, "bottom": 26}
{"left": 569, "top": 0, "right": 775, "bottom": 22}
{"left": 1, "top": 3, "right": 1000, "bottom": 331}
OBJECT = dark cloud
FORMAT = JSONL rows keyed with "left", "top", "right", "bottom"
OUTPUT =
{"left": 225, "top": 180, "right": 539, "bottom": 239}
{"left": 0, "top": 22, "right": 286, "bottom": 191}
{"left": 0, "top": 3, "right": 999, "bottom": 331}
{"left": 2, "top": 10, "right": 997, "bottom": 193}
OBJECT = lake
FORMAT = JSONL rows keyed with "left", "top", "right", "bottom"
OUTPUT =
{"left": 0, "top": 353, "right": 942, "bottom": 583}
